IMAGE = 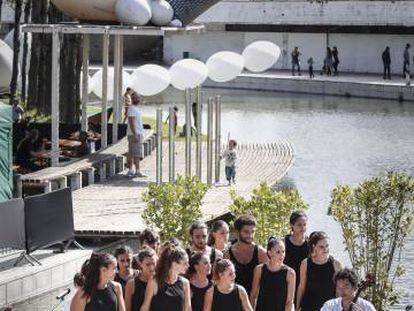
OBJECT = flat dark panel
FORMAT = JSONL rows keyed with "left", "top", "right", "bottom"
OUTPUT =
{"left": 0, "top": 198, "right": 26, "bottom": 250}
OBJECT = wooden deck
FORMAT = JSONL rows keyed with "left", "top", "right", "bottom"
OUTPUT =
{"left": 73, "top": 141, "right": 294, "bottom": 237}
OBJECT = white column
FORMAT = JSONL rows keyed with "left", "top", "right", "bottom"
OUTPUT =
{"left": 119, "top": 36, "right": 124, "bottom": 123}
{"left": 112, "top": 35, "right": 120, "bottom": 143}
{"left": 51, "top": 28, "right": 60, "bottom": 167}
{"left": 81, "top": 34, "right": 90, "bottom": 132}
{"left": 101, "top": 31, "right": 109, "bottom": 149}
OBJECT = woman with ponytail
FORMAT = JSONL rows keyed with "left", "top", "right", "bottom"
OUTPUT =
{"left": 187, "top": 253, "right": 212, "bottom": 311}
{"left": 70, "top": 253, "right": 126, "bottom": 311}
{"left": 140, "top": 242, "right": 191, "bottom": 311}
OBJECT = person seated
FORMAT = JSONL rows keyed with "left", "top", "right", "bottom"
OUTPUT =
{"left": 15, "top": 129, "right": 45, "bottom": 172}
{"left": 74, "top": 131, "right": 91, "bottom": 157}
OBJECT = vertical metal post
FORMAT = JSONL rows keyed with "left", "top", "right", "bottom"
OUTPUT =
{"left": 112, "top": 35, "right": 121, "bottom": 143}
{"left": 156, "top": 109, "right": 163, "bottom": 185}
{"left": 101, "top": 31, "right": 109, "bottom": 149}
{"left": 185, "top": 88, "right": 192, "bottom": 176}
{"left": 195, "top": 86, "right": 202, "bottom": 179}
{"left": 168, "top": 106, "right": 175, "bottom": 183}
{"left": 207, "top": 98, "right": 214, "bottom": 186}
{"left": 119, "top": 36, "right": 124, "bottom": 123}
{"left": 214, "top": 95, "right": 222, "bottom": 183}
{"left": 81, "top": 34, "right": 89, "bottom": 132}
{"left": 51, "top": 28, "right": 60, "bottom": 167}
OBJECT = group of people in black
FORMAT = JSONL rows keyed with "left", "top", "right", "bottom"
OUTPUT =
{"left": 70, "top": 212, "right": 376, "bottom": 311}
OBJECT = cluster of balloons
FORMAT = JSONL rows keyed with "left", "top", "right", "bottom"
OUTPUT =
{"left": 89, "top": 40, "right": 281, "bottom": 98}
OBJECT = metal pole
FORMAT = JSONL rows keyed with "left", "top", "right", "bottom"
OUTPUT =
{"left": 169, "top": 106, "right": 175, "bottom": 183}
{"left": 207, "top": 97, "right": 214, "bottom": 186}
{"left": 101, "top": 31, "right": 109, "bottom": 149}
{"left": 119, "top": 36, "right": 124, "bottom": 123}
{"left": 156, "top": 109, "right": 163, "bottom": 185}
{"left": 81, "top": 34, "right": 89, "bottom": 132}
{"left": 112, "top": 35, "right": 120, "bottom": 143}
{"left": 214, "top": 95, "right": 222, "bottom": 183}
{"left": 51, "top": 28, "right": 60, "bottom": 167}
{"left": 195, "top": 86, "right": 202, "bottom": 179}
{"left": 185, "top": 88, "right": 192, "bottom": 176}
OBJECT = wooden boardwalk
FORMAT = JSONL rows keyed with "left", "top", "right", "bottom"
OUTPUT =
{"left": 72, "top": 141, "right": 294, "bottom": 237}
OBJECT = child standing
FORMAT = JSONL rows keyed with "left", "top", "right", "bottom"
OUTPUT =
{"left": 307, "top": 57, "right": 315, "bottom": 79}
{"left": 222, "top": 139, "right": 237, "bottom": 185}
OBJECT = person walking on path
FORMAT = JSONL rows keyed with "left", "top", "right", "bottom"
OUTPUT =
{"left": 123, "top": 87, "right": 133, "bottom": 123}
{"left": 325, "top": 47, "right": 333, "bottom": 76}
{"left": 291, "top": 47, "right": 301, "bottom": 76}
{"left": 250, "top": 236, "right": 296, "bottom": 311}
{"left": 221, "top": 139, "right": 237, "bottom": 185}
{"left": 403, "top": 43, "right": 411, "bottom": 85}
{"left": 165, "top": 106, "right": 179, "bottom": 135}
{"left": 332, "top": 47, "right": 340, "bottom": 75}
{"left": 307, "top": 57, "right": 315, "bottom": 79}
{"left": 382, "top": 46, "right": 391, "bottom": 80}
{"left": 224, "top": 215, "right": 268, "bottom": 296}
{"left": 127, "top": 92, "right": 147, "bottom": 177}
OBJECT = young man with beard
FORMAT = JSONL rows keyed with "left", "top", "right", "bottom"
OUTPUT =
{"left": 224, "top": 215, "right": 268, "bottom": 295}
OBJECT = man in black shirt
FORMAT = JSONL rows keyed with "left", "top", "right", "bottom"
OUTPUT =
{"left": 382, "top": 46, "right": 391, "bottom": 80}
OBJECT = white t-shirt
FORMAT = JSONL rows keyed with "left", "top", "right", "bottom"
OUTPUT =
{"left": 321, "top": 297, "right": 376, "bottom": 311}
{"left": 222, "top": 149, "right": 237, "bottom": 167}
{"left": 127, "top": 105, "right": 143, "bottom": 136}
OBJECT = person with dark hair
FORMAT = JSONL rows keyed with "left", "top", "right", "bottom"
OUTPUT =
{"left": 15, "top": 129, "right": 44, "bottom": 172}
{"left": 296, "top": 231, "right": 342, "bottom": 311}
{"left": 165, "top": 106, "right": 179, "bottom": 135}
{"left": 114, "top": 246, "right": 138, "bottom": 297}
{"left": 140, "top": 243, "right": 191, "bottom": 311}
{"left": 332, "top": 47, "right": 340, "bottom": 76}
{"left": 291, "top": 47, "right": 301, "bottom": 76}
{"left": 187, "top": 253, "right": 212, "bottom": 311}
{"left": 221, "top": 139, "right": 238, "bottom": 185}
{"left": 224, "top": 215, "right": 268, "bottom": 295}
{"left": 382, "top": 46, "right": 391, "bottom": 80}
{"left": 187, "top": 221, "right": 223, "bottom": 278}
{"left": 125, "top": 247, "right": 156, "bottom": 311}
{"left": 284, "top": 211, "right": 309, "bottom": 295}
{"left": 138, "top": 229, "right": 160, "bottom": 254}
{"left": 250, "top": 236, "right": 295, "bottom": 311}
{"left": 207, "top": 220, "right": 230, "bottom": 252}
{"left": 123, "top": 87, "right": 134, "bottom": 123}
{"left": 325, "top": 47, "right": 333, "bottom": 76}
{"left": 403, "top": 43, "right": 410, "bottom": 82}
{"left": 70, "top": 253, "right": 125, "bottom": 311}
{"left": 321, "top": 268, "right": 376, "bottom": 311}
{"left": 203, "top": 259, "right": 253, "bottom": 311}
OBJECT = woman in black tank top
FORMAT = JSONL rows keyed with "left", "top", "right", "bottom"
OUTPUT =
{"left": 250, "top": 237, "right": 295, "bottom": 311}
{"left": 187, "top": 253, "right": 213, "bottom": 311}
{"left": 125, "top": 247, "right": 156, "bottom": 311}
{"left": 297, "top": 232, "right": 343, "bottom": 311}
{"left": 140, "top": 243, "right": 191, "bottom": 311}
{"left": 203, "top": 259, "right": 253, "bottom": 311}
{"left": 114, "top": 246, "right": 137, "bottom": 298}
{"left": 70, "top": 253, "right": 125, "bottom": 311}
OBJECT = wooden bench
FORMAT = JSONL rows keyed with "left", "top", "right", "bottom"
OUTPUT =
{"left": 19, "top": 130, "right": 156, "bottom": 194}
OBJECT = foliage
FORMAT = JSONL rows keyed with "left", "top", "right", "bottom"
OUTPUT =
{"left": 329, "top": 172, "right": 414, "bottom": 310}
{"left": 142, "top": 175, "right": 208, "bottom": 243}
{"left": 228, "top": 182, "right": 308, "bottom": 246}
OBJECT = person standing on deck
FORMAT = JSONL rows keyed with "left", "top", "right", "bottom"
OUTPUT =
{"left": 403, "top": 43, "right": 411, "bottom": 85}
{"left": 382, "top": 46, "right": 391, "bottom": 80}
{"left": 291, "top": 47, "right": 301, "bottom": 76}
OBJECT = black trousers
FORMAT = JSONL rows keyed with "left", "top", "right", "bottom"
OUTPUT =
{"left": 383, "top": 64, "right": 391, "bottom": 79}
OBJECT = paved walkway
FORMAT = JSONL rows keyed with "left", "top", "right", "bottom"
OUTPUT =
{"left": 72, "top": 141, "right": 294, "bottom": 237}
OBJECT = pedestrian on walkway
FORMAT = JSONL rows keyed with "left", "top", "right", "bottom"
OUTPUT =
{"left": 332, "top": 47, "right": 340, "bottom": 75}
{"left": 291, "top": 47, "right": 301, "bottom": 76}
{"left": 123, "top": 87, "right": 133, "bottom": 123}
{"left": 325, "top": 47, "right": 333, "bottom": 76}
{"left": 403, "top": 43, "right": 410, "bottom": 85}
{"left": 221, "top": 139, "right": 237, "bottom": 185}
{"left": 307, "top": 57, "right": 315, "bottom": 79}
{"left": 382, "top": 46, "right": 391, "bottom": 80}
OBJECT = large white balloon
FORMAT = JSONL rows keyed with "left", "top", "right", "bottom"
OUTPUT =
{"left": 131, "top": 64, "right": 170, "bottom": 96}
{"left": 169, "top": 59, "right": 208, "bottom": 90}
{"left": 207, "top": 51, "right": 244, "bottom": 82}
{"left": 0, "top": 40, "right": 13, "bottom": 92}
{"left": 90, "top": 68, "right": 133, "bottom": 99}
{"left": 242, "top": 41, "right": 281, "bottom": 72}
{"left": 115, "top": 0, "right": 152, "bottom": 25}
{"left": 150, "top": 0, "right": 174, "bottom": 26}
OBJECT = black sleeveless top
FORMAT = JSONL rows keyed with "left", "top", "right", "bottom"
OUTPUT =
{"left": 131, "top": 276, "right": 147, "bottom": 311}
{"left": 284, "top": 235, "right": 309, "bottom": 291}
{"left": 190, "top": 280, "right": 213, "bottom": 311}
{"left": 301, "top": 256, "right": 336, "bottom": 311}
{"left": 85, "top": 281, "right": 118, "bottom": 311}
{"left": 150, "top": 276, "right": 185, "bottom": 311}
{"left": 114, "top": 270, "right": 138, "bottom": 297}
{"left": 186, "top": 247, "right": 218, "bottom": 280}
{"left": 256, "top": 264, "right": 288, "bottom": 311}
{"left": 212, "top": 285, "right": 243, "bottom": 311}
{"left": 228, "top": 244, "right": 259, "bottom": 295}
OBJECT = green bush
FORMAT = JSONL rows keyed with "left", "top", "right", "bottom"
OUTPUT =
{"left": 329, "top": 172, "right": 414, "bottom": 310}
{"left": 142, "top": 175, "right": 208, "bottom": 243}
{"left": 229, "top": 182, "right": 308, "bottom": 246}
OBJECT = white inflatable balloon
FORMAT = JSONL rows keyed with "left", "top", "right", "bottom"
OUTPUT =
{"left": 115, "top": 0, "right": 152, "bottom": 25}
{"left": 242, "top": 41, "right": 281, "bottom": 72}
{"left": 131, "top": 64, "right": 170, "bottom": 96}
{"left": 150, "top": 0, "right": 174, "bottom": 26}
{"left": 90, "top": 68, "right": 133, "bottom": 99}
{"left": 169, "top": 19, "right": 182, "bottom": 27}
{"left": 169, "top": 59, "right": 208, "bottom": 90}
{"left": 207, "top": 51, "right": 244, "bottom": 82}
{"left": 0, "top": 40, "right": 13, "bottom": 92}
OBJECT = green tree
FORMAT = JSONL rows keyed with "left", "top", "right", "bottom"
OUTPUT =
{"left": 229, "top": 182, "right": 308, "bottom": 246}
{"left": 329, "top": 172, "right": 414, "bottom": 310}
{"left": 142, "top": 175, "right": 208, "bottom": 243}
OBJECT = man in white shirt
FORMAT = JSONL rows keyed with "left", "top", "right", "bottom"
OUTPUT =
{"left": 127, "top": 92, "right": 147, "bottom": 177}
{"left": 321, "top": 268, "right": 376, "bottom": 311}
